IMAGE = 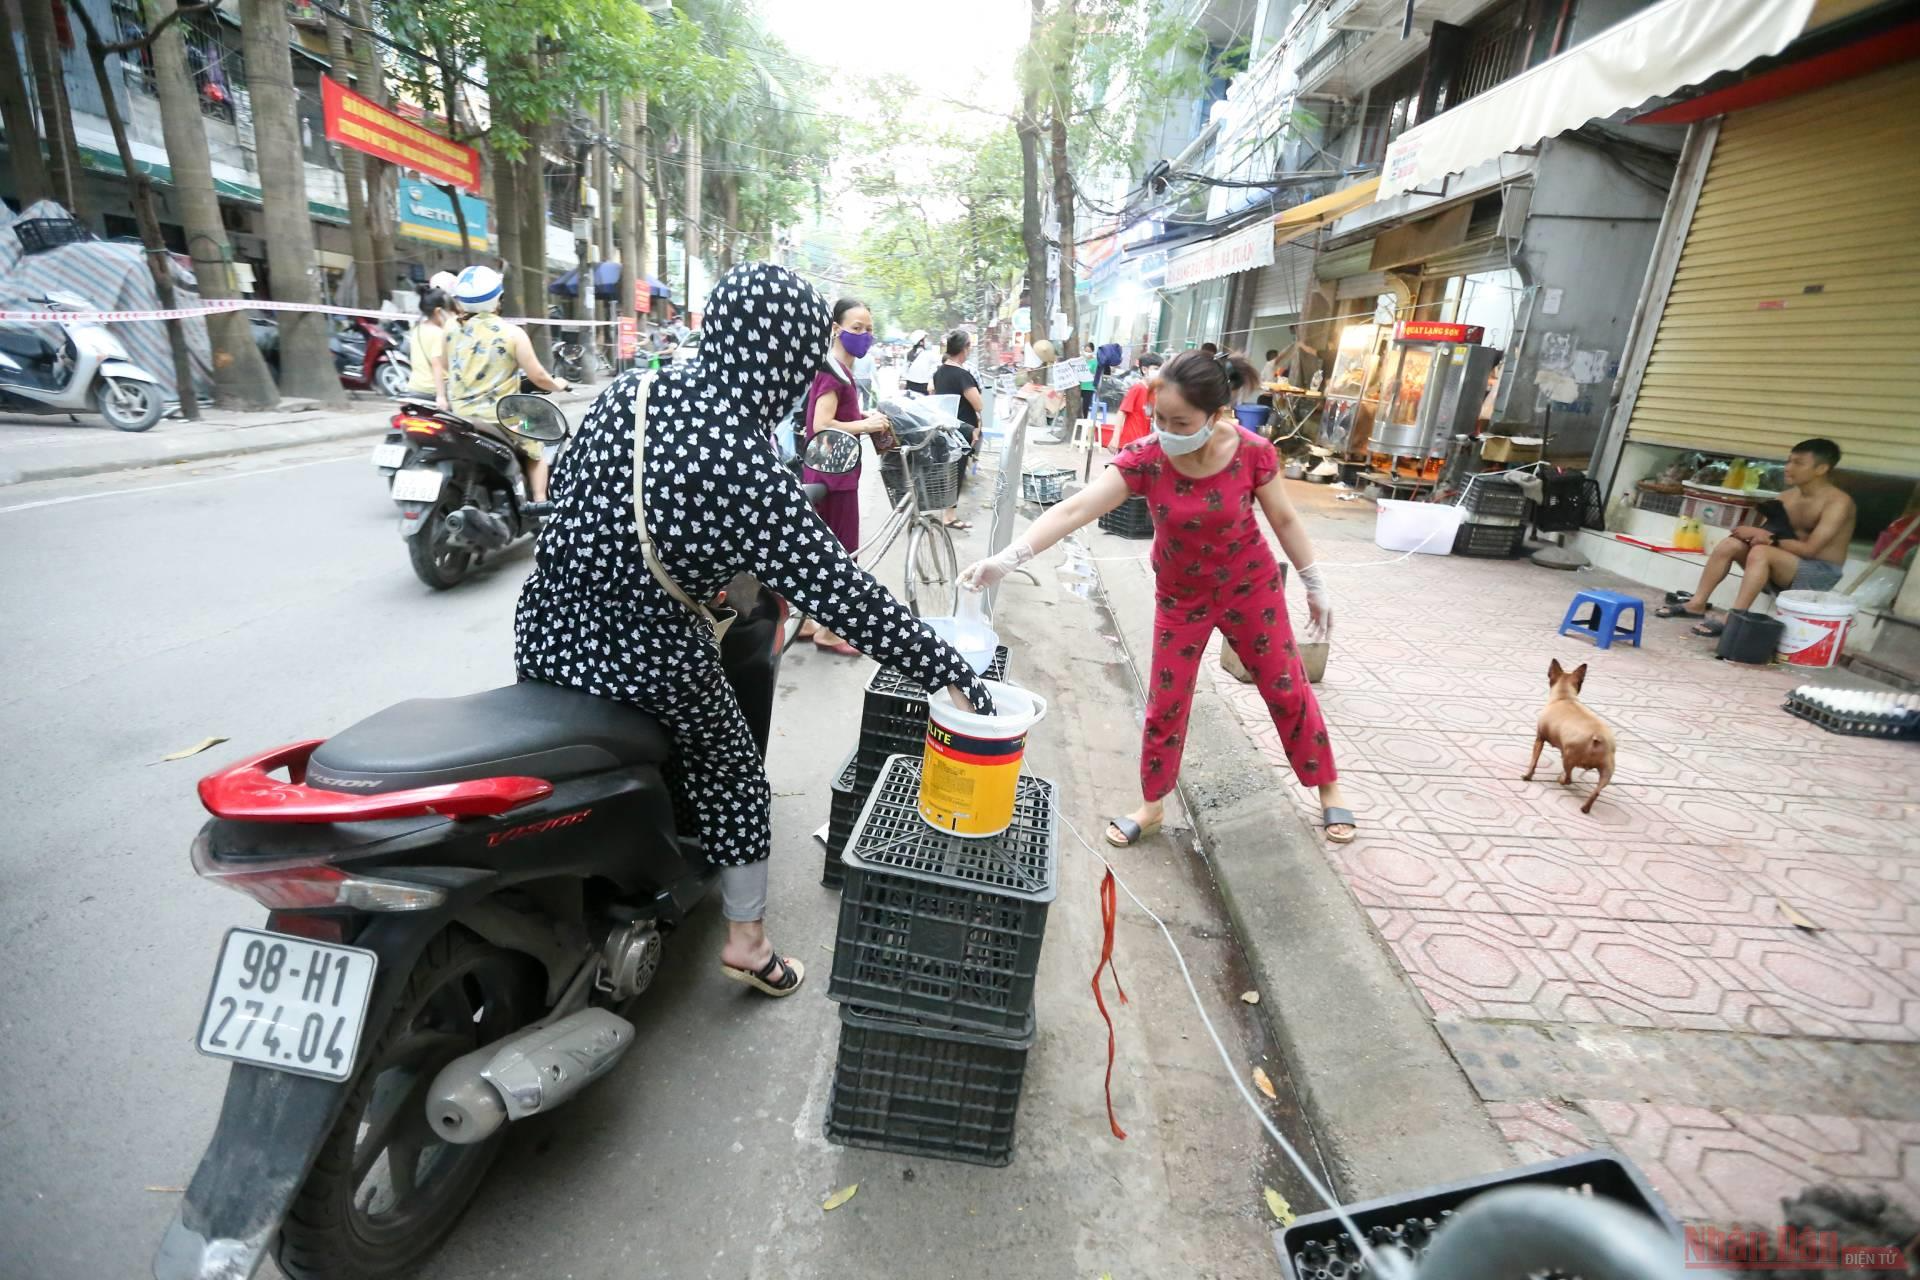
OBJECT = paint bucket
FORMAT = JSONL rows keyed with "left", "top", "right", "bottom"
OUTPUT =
{"left": 919, "top": 680, "right": 1048, "bottom": 837}
{"left": 1774, "top": 590, "right": 1857, "bottom": 669}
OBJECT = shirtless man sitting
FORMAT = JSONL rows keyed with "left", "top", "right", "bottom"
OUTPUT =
{"left": 1658, "top": 438, "right": 1855, "bottom": 637}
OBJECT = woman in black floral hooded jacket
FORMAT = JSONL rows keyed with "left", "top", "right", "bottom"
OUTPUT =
{"left": 514, "top": 263, "right": 992, "bottom": 997}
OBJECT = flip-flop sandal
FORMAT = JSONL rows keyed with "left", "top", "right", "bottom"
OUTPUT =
{"left": 1654, "top": 603, "right": 1706, "bottom": 619}
{"left": 1105, "top": 815, "right": 1162, "bottom": 847}
{"left": 721, "top": 950, "right": 805, "bottom": 998}
{"left": 942, "top": 519, "right": 974, "bottom": 530}
{"left": 1323, "top": 807, "right": 1358, "bottom": 844}
{"left": 1691, "top": 619, "right": 1726, "bottom": 638}
{"left": 812, "top": 634, "right": 859, "bottom": 656}
{"left": 1663, "top": 590, "right": 1694, "bottom": 605}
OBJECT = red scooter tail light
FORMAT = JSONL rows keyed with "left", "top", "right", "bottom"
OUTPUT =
{"left": 190, "top": 833, "right": 446, "bottom": 911}
{"left": 395, "top": 414, "right": 446, "bottom": 436}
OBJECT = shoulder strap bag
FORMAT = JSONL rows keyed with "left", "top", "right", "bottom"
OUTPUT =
{"left": 631, "top": 376, "right": 737, "bottom": 645}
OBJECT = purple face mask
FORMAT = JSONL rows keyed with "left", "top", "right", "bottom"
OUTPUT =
{"left": 840, "top": 330, "right": 875, "bottom": 359}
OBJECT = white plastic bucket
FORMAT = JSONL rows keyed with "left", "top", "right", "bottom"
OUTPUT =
{"left": 1774, "top": 590, "right": 1856, "bottom": 668}
{"left": 1375, "top": 499, "right": 1463, "bottom": 555}
{"left": 923, "top": 592, "right": 999, "bottom": 674}
{"left": 920, "top": 680, "right": 1048, "bottom": 837}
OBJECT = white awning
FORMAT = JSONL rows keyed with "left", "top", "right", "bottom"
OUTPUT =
{"left": 1379, "top": 0, "right": 1817, "bottom": 199}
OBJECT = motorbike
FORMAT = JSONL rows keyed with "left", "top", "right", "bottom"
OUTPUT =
{"left": 546, "top": 305, "right": 588, "bottom": 384}
{"left": 0, "top": 291, "right": 166, "bottom": 431}
{"left": 333, "top": 315, "right": 412, "bottom": 398}
{"left": 386, "top": 394, "right": 551, "bottom": 590}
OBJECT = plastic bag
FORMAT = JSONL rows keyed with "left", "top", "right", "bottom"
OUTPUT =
{"left": 877, "top": 395, "right": 970, "bottom": 463}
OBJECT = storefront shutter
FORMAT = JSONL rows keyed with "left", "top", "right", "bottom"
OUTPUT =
{"left": 1314, "top": 240, "right": 1375, "bottom": 280}
{"left": 1253, "top": 241, "right": 1317, "bottom": 317}
{"left": 1334, "top": 271, "right": 1389, "bottom": 300}
{"left": 1420, "top": 235, "right": 1512, "bottom": 280}
{"left": 1626, "top": 65, "right": 1920, "bottom": 476}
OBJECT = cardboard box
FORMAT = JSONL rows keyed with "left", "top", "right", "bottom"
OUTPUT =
{"left": 1481, "top": 435, "right": 1543, "bottom": 464}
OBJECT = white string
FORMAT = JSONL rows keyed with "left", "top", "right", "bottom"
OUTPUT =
{"left": 1051, "top": 799, "right": 1413, "bottom": 1280}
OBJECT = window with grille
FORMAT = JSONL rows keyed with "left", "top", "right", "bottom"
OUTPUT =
{"left": 109, "top": 3, "right": 245, "bottom": 125}
{"left": 1355, "top": 57, "right": 1427, "bottom": 169}
{"left": 1453, "top": 0, "right": 1530, "bottom": 105}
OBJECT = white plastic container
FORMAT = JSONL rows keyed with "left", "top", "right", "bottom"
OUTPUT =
{"left": 923, "top": 591, "right": 999, "bottom": 674}
{"left": 1775, "top": 590, "right": 1857, "bottom": 668}
{"left": 920, "top": 679, "right": 1048, "bottom": 837}
{"left": 1375, "top": 499, "right": 1463, "bottom": 555}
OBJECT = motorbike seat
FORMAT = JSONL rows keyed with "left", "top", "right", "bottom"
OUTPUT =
{"left": 0, "top": 330, "right": 58, "bottom": 365}
{"left": 306, "top": 681, "right": 671, "bottom": 794}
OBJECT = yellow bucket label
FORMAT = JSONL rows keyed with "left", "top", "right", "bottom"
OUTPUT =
{"left": 918, "top": 722, "right": 1026, "bottom": 836}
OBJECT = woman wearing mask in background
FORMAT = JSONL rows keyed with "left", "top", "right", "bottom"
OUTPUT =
{"left": 798, "top": 298, "right": 893, "bottom": 656}
{"left": 959, "top": 349, "right": 1355, "bottom": 846}
{"left": 930, "top": 329, "right": 985, "bottom": 531}
{"left": 903, "top": 330, "right": 938, "bottom": 396}
{"left": 516, "top": 265, "right": 993, "bottom": 998}
{"left": 405, "top": 287, "right": 453, "bottom": 409}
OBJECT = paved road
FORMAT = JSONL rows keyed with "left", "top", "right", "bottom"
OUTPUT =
{"left": 0, "top": 440, "right": 1321, "bottom": 1279}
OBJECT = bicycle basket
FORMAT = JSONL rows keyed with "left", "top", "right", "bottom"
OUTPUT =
{"left": 914, "top": 459, "right": 962, "bottom": 510}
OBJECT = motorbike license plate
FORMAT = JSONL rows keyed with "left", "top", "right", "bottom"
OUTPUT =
{"left": 370, "top": 443, "right": 410, "bottom": 469}
{"left": 195, "top": 928, "right": 377, "bottom": 1082}
{"left": 390, "top": 468, "right": 444, "bottom": 503}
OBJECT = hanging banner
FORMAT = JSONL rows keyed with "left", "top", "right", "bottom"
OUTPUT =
{"left": 322, "top": 75, "right": 481, "bottom": 193}
{"left": 1164, "top": 218, "right": 1278, "bottom": 289}
{"left": 618, "top": 316, "right": 638, "bottom": 360}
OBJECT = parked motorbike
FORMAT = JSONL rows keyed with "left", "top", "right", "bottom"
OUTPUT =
{"left": 0, "top": 291, "right": 166, "bottom": 431}
{"left": 333, "top": 315, "right": 412, "bottom": 398}
{"left": 384, "top": 394, "right": 556, "bottom": 589}
{"left": 546, "top": 305, "right": 588, "bottom": 384}
{"left": 152, "top": 587, "right": 792, "bottom": 1280}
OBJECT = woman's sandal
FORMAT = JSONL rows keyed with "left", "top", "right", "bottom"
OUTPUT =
{"left": 942, "top": 518, "right": 974, "bottom": 530}
{"left": 1690, "top": 618, "right": 1726, "bottom": 638}
{"left": 1105, "top": 815, "right": 1163, "bottom": 847}
{"left": 1323, "top": 806, "right": 1358, "bottom": 844}
{"left": 812, "top": 634, "right": 859, "bottom": 656}
{"left": 1653, "top": 603, "right": 1705, "bottom": 620}
{"left": 720, "top": 950, "right": 805, "bottom": 998}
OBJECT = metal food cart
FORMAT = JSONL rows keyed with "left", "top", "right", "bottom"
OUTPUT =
{"left": 1365, "top": 321, "right": 1503, "bottom": 479}
{"left": 1317, "top": 322, "right": 1381, "bottom": 455}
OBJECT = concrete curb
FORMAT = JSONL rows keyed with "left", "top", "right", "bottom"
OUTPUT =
{"left": 1093, "top": 545, "right": 1513, "bottom": 1201}
{"left": 0, "top": 414, "right": 387, "bottom": 487}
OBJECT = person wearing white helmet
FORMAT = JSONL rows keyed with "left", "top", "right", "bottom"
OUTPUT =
{"left": 428, "top": 269, "right": 459, "bottom": 294}
{"left": 444, "top": 264, "right": 572, "bottom": 501}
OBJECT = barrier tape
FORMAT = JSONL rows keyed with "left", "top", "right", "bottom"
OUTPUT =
{"left": 0, "top": 298, "right": 623, "bottom": 327}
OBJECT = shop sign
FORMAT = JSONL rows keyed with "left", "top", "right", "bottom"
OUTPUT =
{"left": 397, "top": 182, "right": 489, "bottom": 250}
{"left": 1165, "top": 219, "right": 1277, "bottom": 290}
{"left": 634, "top": 279, "right": 653, "bottom": 314}
{"left": 618, "top": 316, "right": 638, "bottom": 360}
{"left": 1394, "top": 321, "right": 1485, "bottom": 343}
{"left": 322, "top": 75, "right": 482, "bottom": 193}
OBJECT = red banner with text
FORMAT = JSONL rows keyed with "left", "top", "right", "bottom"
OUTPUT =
{"left": 321, "top": 75, "right": 481, "bottom": 193}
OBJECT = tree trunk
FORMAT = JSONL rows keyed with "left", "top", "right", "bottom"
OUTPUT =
{"left": 348, "top": 0, "right": 392, "bottom": 304}
{"left": 618, "top": 96, "right": 642, "bottom": 340}
{"left": 682, "top": 111, "right": 701, "bottom": 308}
{"left": 240, "top": 0, "right": 345, "bottom": 403}
{"left": 68, "top": 2, "right": 198, "bottom": 416}
{"left": 1049, "top": 0, "right": 1080, "bottom": 420}
{"left": 1017, "top": 0, "right": 1048, "bottom": 357}
{"left": 720, "top": 176, "right": 738, "bottom": 272}
{"left": 323, "top": 15, "right": 377, "bottom": 310}
{"left": 0, "top": 3, "right": 51, "bottom": 207}
{"left": 21, "top": 0, "right": 83, "bottom": 213}
{"left": 148, "top": 0, "right": 276, "bottom": 408}
{"left": 653, "top": 131, "right": 669, "bottom": 285}
{"left": 437, "top": 42, "right": 471, "bottom": 256}
{"left": 491, "top": 141, "right": 521, "bottom": 314}
{"left": 518, "top": 121, "right": 548, "bottom": 359}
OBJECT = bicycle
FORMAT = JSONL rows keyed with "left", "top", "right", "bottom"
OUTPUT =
{"left": 862, "top": 429, "right": 964, "bottom": 617}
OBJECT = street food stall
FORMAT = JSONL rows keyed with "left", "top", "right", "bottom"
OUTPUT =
{"left": 1317, "top": 322, "right": 1381, "bottom": 455}
{"left": 1365, "top": 321, "right": 1503, "bottom": 482}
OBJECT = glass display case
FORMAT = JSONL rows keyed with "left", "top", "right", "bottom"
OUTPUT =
{"left": 1318, "top": 323, "right": 1380, "bottom": 454}
{"left": 1366, "top": 322, "right": 1502, "bottom": 465}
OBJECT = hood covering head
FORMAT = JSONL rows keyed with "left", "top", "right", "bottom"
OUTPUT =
{"left": 671, "top": 262, "right": 830, "bottom": 430}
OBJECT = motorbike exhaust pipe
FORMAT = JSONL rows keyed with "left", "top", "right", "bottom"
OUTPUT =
{"left": 442, "top": 504, "right": 512, "bottom": 551}
{"left": 427, "top": 1007, "right": 634, "bottom": 1144}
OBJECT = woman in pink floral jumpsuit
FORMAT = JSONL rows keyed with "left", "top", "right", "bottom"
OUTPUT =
{"left": 961, "top": 350, "right": 1354, "bottom": 845}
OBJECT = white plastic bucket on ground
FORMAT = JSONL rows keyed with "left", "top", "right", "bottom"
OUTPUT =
{"left": 919, "top": 679, "right": 1047, "bottom": 837}
{"left": 1375, "top": 500, "right": 1463, "bottom": 555}
{"left": 1775, "top": 590, "right": 1856, "bottom": 668}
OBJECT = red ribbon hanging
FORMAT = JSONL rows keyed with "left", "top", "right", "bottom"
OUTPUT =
{"left": 1091, "top": 868, "right": 1129, "bottom": 1140}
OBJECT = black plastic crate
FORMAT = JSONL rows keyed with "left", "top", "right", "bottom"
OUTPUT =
{"left": 824, "top": 1003, "right": 1034, "bottom": 1167}
{"left": 1457, "top": 476, "right": 1528, "bottom": 526}
{"left": 1783, "top": 687, "right": 1920, "bottom": 740}
{"left": 1451, "top": 520, "right": 1525, "bottom": 558}
{"left": 1276, "top": 1152, "right": 1677, "bottom": 1280}
{"left": 830, "top": 757, "right": 1055, "bottom": 1034}
{"left": 1098, "top": 492, "right": 1154, "bottom": 539}
{"left": 822, "top": 750, "right": 861, "bottom": 888}
{"left": 1022, "top": 466, "right": 1074, "bottom": 505}
{"left": 13, "top": 217, "right": 92, "bottom": 254}
{"left": 856, "top": 647, "right": 1010, "bottom": 792}
{"left": 1536, "top": 472, "right": 1605, "bottom": 534}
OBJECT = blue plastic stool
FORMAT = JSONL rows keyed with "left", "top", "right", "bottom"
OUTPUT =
{"left": 1558, "top": 589, "right": 1644, "bottom": 650}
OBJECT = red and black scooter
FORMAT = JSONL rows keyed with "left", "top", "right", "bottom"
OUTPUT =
{"left": 332, "top": 315, "right": 412, "bottom": 398}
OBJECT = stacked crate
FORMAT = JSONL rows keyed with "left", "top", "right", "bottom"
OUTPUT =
{"left": 824, "top": 755, "right": 1056, "bottom": 1166}
{"left": 1098, "top": 492, "right": 1154, "bottom": 539}
{"left": 1451, "top": 476, "right": 1528, "bottom": 558}
{"left": 821, "top": 648, "right": 1010, "bottom": 888}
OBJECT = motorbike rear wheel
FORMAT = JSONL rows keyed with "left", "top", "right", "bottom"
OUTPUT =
{"left": 97, "top": 376, "right": 163, "bottom": 432}
{"left": 276, "top": 928, "right": 540, "bottom": 1280}
{"left": 408, "top": 499, "right": 475, "bottom": 590}
{"left": 375, "top": 359, "right": 410, "bottom": 400}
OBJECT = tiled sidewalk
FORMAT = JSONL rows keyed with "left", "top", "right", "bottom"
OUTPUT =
{"left": 1204, "top": 483, "right": 1920, "bottom": 1229}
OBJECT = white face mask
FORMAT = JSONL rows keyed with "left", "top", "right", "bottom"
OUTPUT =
{"left": 1155, "top": 420, "right": 1213, "bottom": 456}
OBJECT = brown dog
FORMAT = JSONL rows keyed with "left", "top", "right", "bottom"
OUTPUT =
{"left": 1523, "top": 660, "right": 1617, "bottom": 813}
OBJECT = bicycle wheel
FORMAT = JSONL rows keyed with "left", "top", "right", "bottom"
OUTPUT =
{"left": 903, "top": 519, "right": 957, "bottom": 617}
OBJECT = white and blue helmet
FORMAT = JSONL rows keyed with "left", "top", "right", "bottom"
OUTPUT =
{"left": 452, "top": 264, "right": 503, "bottom": 314}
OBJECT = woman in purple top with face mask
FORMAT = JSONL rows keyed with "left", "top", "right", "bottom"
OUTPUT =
{"left": 798, "top": 298, "right": 893, "bottom": 655}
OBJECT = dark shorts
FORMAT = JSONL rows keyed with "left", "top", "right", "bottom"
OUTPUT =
{"left": 1791, "top": 558, "right": 1843, "bottom": 591}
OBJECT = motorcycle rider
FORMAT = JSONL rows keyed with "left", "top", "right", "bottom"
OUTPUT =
{"left": 445, "top": 265, "right": 571, "bottom": 503}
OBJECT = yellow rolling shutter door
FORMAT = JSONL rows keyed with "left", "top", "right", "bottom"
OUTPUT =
{"left": 1626, "top": 65, "right": 1920, "bottom": 476}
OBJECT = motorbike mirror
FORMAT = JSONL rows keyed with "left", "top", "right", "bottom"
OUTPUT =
{"left": 496, "top": 394, "right": 570, "bottom": 443}
{"left": 802, "top": 427, "right": 863, "bottom": 476}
